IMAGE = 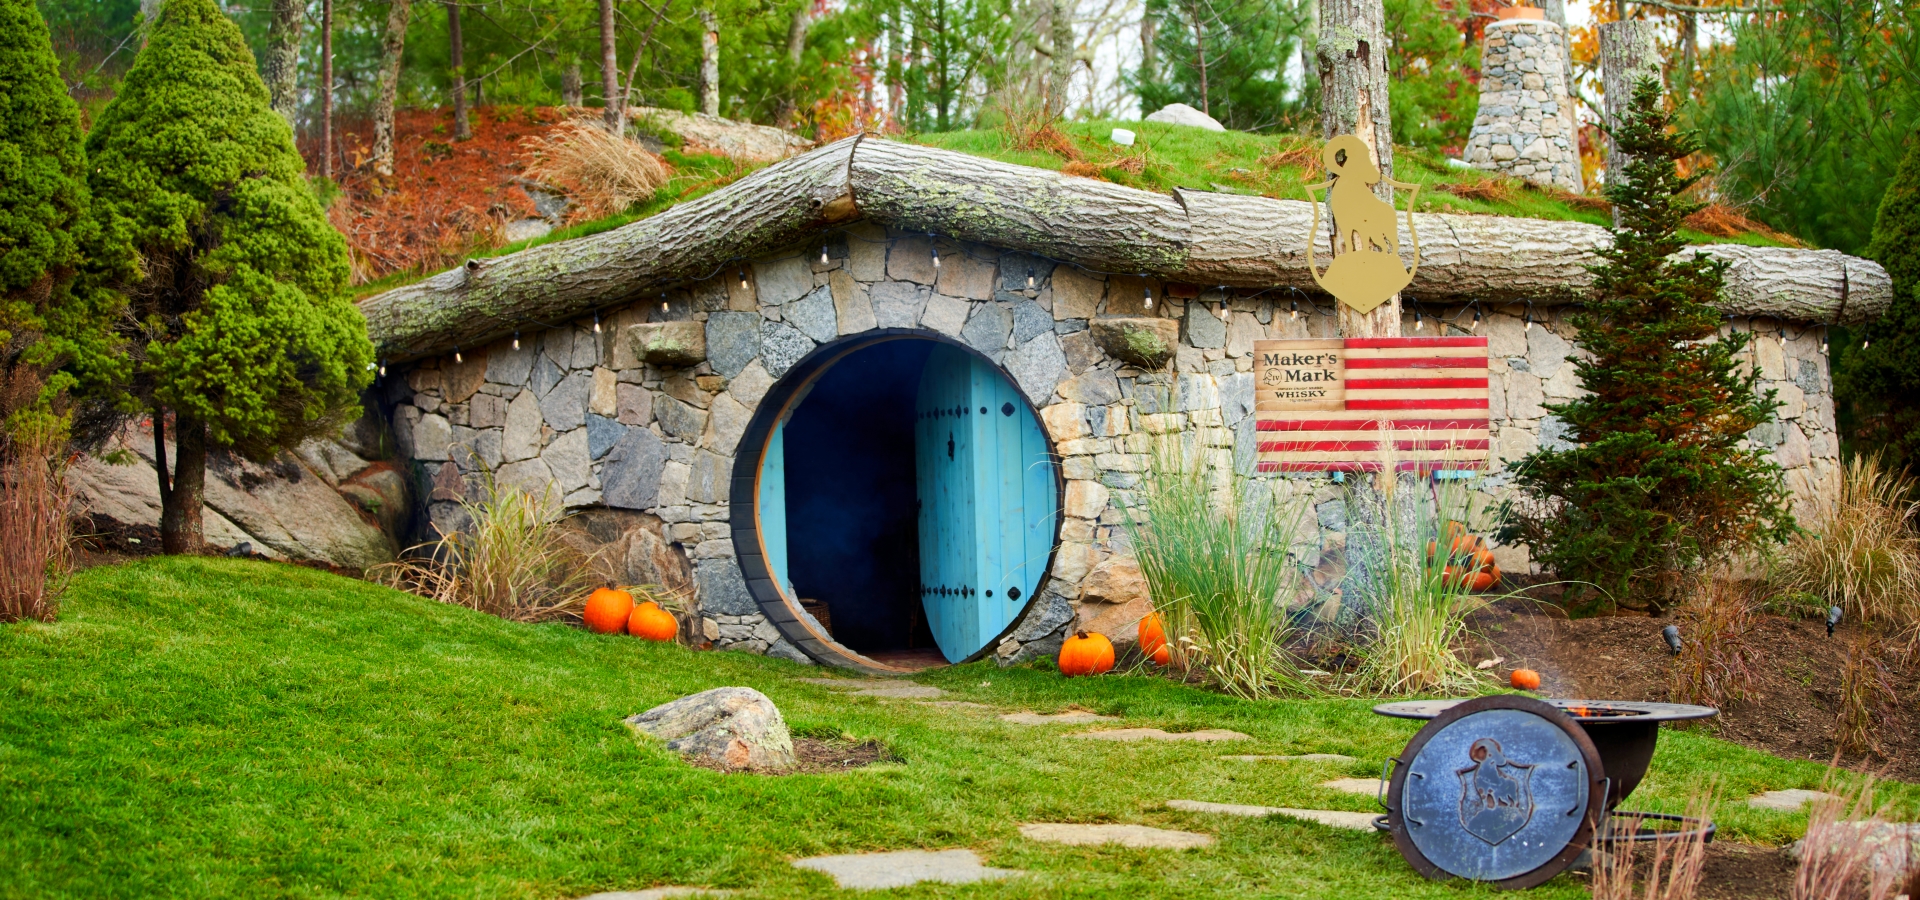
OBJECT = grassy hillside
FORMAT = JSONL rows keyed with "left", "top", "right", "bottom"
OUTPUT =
{"left": 6, "top": 558, "right": 1898, "bottom": 898}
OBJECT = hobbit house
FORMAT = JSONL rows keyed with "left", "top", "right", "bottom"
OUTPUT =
{"left": 93, "top": 136, "right": 1886, "bottom": 673}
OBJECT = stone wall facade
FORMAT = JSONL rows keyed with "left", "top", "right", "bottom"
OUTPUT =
{"left": 384, "top": 224, "right": 1837, "bottom": 667}
{"left": 1461, "top": 18, "right": 1584, "bottom": 193}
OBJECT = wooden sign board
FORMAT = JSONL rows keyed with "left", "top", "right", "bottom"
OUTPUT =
{"left": 1253, "top": 337, "right": 1492, "bottom": 474}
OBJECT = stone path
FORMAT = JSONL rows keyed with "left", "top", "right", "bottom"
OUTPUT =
{"left": 577, "top": 889, "right": 730, "bottom": 900}
{"left": 794, "top": 678, "right": 948, "bottom": 700}
{"left": 1748, "top": 789, "right": 1843, "bottom": 811}
{"left": 1166, "top": 800, "right": 1380, "bottom": 832}
{"left": 1222, "top": 753, "right": 1357, "bottom": 763}
{"left": 791, "top": 849, "right": 1022, "bottom": 889}
{"left": 1068, "top": 728, "right": 1250, "bottom": 742}
{"left": 920, "top": 700, "right": 992, "bottom": 709}
{"left": 1019, "top": 823, "right": 1215, "bottom": 849}
{"left": 1001, "top": 711, "right": 1117, "bottom": 725}
{"left": 1322, "top": 778, "right": 1384, "bottom": 796}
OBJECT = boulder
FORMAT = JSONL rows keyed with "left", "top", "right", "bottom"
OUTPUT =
{"left": 1091, "top": 318, "right": 1179, "bottom": 369}
{"left": 1144, "top": 103, "right": 1226, "bottom": 132}
{"left": 626, "top": 687, "right": 798, "bottom": 772}
{"left": 626, "top": 107, "right": 815, "bottom": 163}
{"left": 630, "top": 321, "right": 707, "bottom": 368}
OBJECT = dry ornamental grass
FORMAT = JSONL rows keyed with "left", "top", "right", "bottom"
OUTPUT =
{"left": 521, "top": 119, "right": 672, "bottom": 222}
{"left": 0, "top": 437, "right": 72, "bottom": 623}
{"left": 1773, "top": 454, "right": 1920, "bottom": 639}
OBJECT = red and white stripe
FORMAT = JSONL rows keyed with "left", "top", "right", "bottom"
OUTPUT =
{"left": 1256, "top": 336, "right": 1491, "bottom": 473}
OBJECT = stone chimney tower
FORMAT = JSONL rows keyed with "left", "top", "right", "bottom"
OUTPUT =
{"left": 1461, "top": 11, "right": 1584, "bottom": 193}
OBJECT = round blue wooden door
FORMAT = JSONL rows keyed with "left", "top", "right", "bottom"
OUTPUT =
{"left": 913, "top": 345, "right": 1059, "bottom": 662}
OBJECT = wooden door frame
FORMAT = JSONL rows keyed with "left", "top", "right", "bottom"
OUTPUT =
{"left": 726, "top": 329, "right": 1066, "bottom": 674}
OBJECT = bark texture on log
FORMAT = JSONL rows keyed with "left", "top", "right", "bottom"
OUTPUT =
{"left": 1600, "top": 20, "right": 1657, "bottom": 195}
{"left": 360, "top": 138, "right": 1891, "bottom": 361}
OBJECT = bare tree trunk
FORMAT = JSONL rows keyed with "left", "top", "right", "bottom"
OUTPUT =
{"left": 1140, "top": 15, "right": 1156, "bottom": 86}
{"left": 1316, "top": 0, "right": 1396, "bottom": 338}
{"left": 600, "top": 0, "right": 621, "bottom": 130}
{"left": 699, "top": 9, "right": 721, "bottom": 116}
{"left": 139, "top": 0, "right": 161, "bottom": 42}
{"left": 371, "top": 0, "right": 414, "bottom": 177}
{"left": 1538, "top": 0, "right": 1578, "bottom": 149}
{"left": 562, "top": 60, "right": 583, "bottom": 106}
{"left": 446, "top": 0, "right": 470, "bottom": 139}
{"left": 1600, "top": 19, "right": 1657, "bottom": 205}
{"left": 1679, "top": 13, "right": 1697, "bottom": 96}
{"left": 321, "top": 0, "right": 333, "bottom": 179}
{"left": 157, "top": 411, "right": 208, "bottom": 556}
{"left": 776, "top": 3, "right": 812, "bottom": 127}
{"left": 1299, "top": 0, "right": 1317, "bottom": 99}
{"left": 1188, "top": 1, "right": 1209, "bottom": 116}
{"left": 265, "top": 0, "right": 304, "bottom": 126}
{"left": 1047, "top": 0, "right": 1072, "bottom": 117}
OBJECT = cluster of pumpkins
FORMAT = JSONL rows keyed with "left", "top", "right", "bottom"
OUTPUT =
{"left": 582, "top": 587, "right": 679, "bottom": 641}
{"left": 1056, "top": 613, "right": 1172, "bottom": 677}
{"left": 1428, "top": 521, "right": 1503, "bottom": 592}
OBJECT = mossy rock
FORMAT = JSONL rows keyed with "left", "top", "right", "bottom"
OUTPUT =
{"left": 1090, "top": 318, "right": 1179, "bottom": 369}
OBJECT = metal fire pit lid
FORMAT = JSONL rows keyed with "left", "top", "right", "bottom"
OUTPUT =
{"left": 1376, "top": 699, "right": 1717, "bottom": 724}
{"left": 1386, "top": 695, "right": 1608, "bottom": 890}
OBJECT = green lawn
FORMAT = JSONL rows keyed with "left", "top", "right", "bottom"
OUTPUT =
{"left": 3, "top": 558, "right": 1906, "bottom": 899}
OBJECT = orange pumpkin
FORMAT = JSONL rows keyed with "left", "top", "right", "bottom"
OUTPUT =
{"left": 627, "top": 601, "right": 678, "bottom": 641}
{"left": 1138, "top": 613, "right": 1168, "bottom": 655}
{"left": 1468, "top": 548, "right": 1498, "bottom": 572}
{"left": 1510, "top": 668, "right": 1542, "bottom": 691}
{"left": 1057, "top": 631, "right": 1115, "bottom": 677}
{"left": 583, "top": 587, "right": 634, "bottom": 634}
{"left": 1469, "top": 569, "right": 1498, "bottom": 592}
{"left": 1149, "top": 643, "right": 1171, "bottom": 666}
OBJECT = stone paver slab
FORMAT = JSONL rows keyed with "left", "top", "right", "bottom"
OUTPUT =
{"left": 1749, "top": 789, "right": 1844, "bottom": 811}
{"left": 792, "top": 849, "right": 1022, "bottom": 889}
{"left": 921, "top": 700, "right": 992, "bottom": 709}
{"left": 1067, "top": 728, "right": 1250, "bottom": 742}
{"left": 1167, "top": 800, "right": 1379, "bottom": 832}
{"left": 1000, "top": 711, "right": 1118, "bottom": 725}
{"left": 577, "top": 889, "right": 730, "bottom": 900}
{"left": 1221, "top": 753, "right": 1357, "bottom": 763}
{"left": 1019, "top": 823, "right": 1215, "bottom": 849}
{"left": 848, "top": 685, "right": 946, "bottom": 699}
{"left": 1322, "top": 778, "right": 1384, "bottom": 796}
{"left": 796, "top": 678, "right": 879, "bottom": 687}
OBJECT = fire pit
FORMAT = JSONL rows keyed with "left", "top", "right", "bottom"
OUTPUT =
{"left": 1374, "top": 699, "right": 1716, "bottom": 811}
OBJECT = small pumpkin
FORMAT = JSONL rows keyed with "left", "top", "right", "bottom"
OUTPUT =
{"left": 1510, "top": 668, "right": 1542, "bottom": 691}
{"left": 583, "top": 586, "right": 634, "bottom": 634}
{"left": 1149, "top": 643, "right": 1171, "bottom": 666}
{"left": 1468, "top": 569, "right": 1498, "bottom": 592}
{"left": 1137, "top": 613, "right": 1168, "bottom": 655}
{"left": 627, "top": 601, "right": 678, "bottom": 641}
{"left": 1057, "top": 631, "right": 1115, "bottom": 677}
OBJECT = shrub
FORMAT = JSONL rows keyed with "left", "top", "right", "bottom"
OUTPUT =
{"left": 373, "top": 470, "right": 600, "bottom": 623}
{"left": 1504, "top": 78, "right": 1794, "bottom": 613}
{"left": 1838, "top": 129, "right": 1920, "bottom": 472}
{"left": 1772, "top": 453, "right": 1920, "bottom": 633}
{"left": 520, "top": 120, "right": 671, "bottom": 222}
{"left": 1122, "top": 431, "right": 1315, "bottom": 699}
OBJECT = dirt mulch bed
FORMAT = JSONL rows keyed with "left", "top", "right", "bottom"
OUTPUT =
{"left": 1693, "top": 840, "right": 1796, "bottom": 900}
{"left": 1468, "top": 598, "right": 1920, "bottom": 783}
{"left": 685, "top": 739, "right": 898, "bottom": 776}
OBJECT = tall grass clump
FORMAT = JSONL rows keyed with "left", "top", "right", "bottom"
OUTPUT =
{"left": 1792, "top": 777, "right": 1913, "bottom": 900}
{"left": 1773, "top": 454, "right": 1920, "bottom": 633}
{"left": 1344, "top": 464, "right": 1495, "bottom": 696}
{"left": 1590, "top": 786, "right": 1717, "bottom": 900}
{"left": 1832, "top": 633, "right": 1899, "bottom": 758}
{"left": 1667, "top": 578, "right": 1761, "bottom": 710}
{"left": 0, "top": 433, "right": 73, "bottom": 623}
{"left": 1122, "top": 432, "right": 1314, "bottom": 699}
{"left": 521, "top": 120, "right": 671, "bottom": 221}
{"left": 373, "top": 469, "right": 599, "bottom": 622}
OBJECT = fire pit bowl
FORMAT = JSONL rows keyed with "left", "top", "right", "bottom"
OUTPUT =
{"left": 1374, "top": 699, "right": 1716, "bottom": 809}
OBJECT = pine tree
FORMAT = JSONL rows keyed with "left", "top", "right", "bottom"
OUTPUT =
{"left": 1838, "top": 131, "right": 1920, "bottom": 472}
{"left": 86, "top": 0, "right": 374, "bottom": 555}
{"left": 1505, "top": 78, "right": 1794, "bottom": 613}
{"left": 0, "top": 0, "right": 114, "bottom": 445}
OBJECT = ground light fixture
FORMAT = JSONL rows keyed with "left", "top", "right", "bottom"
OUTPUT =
{"left": 1662, "top": 624, "right": 1682, "bottom": 655}
{"left": 1827, "top": 605, "right": 1843, "bottom": 637}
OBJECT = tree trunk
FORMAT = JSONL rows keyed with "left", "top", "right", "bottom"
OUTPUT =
{"left": 321, "top": 0, "right": 333, "bottom": 179}
{"left": 447, "top": 0, "right": 470, "bottom": 139}
{"left": 360, "top": 137, "right": 1893, "bottom": 361}
{"left": 1538, "top": 0, "right": 1578, "bottom": 151}
{"left": 1600, "top": 19, "right": 1657, "bottom": 203}
{"left": 371, "top": 0, "right": 414, "bottom": 177}
{"left": 600, "top": 0, "right": 621, "bottom": 130}
{"left": 1140, "top": 15, "right": 1156, "bottom": 86}
{"left": 699, "top": 9, "right": 721, "bottom": 116}
{"left": 1679, "top": 13, "right": 1697, "bottom": 97}
{"left": 1047, "top": 0, "right": 1072, "bottom": 117}
{"left": 157, "top": 412, "right": 208, "bottom": 556}
{"left": 1188, "top": 2, "right": 1209, "bottom": 116}
{"left": 265, "top": 0, "right": 304, "bottom": 126}
{"left": 1298, "top": 0, "right": 1317, "bottom": 101}
{"left": 776, "top": 3, "right": 812, "bottom": 127}
{"left": 1316, "top": 0, "right": 1396, "bottom": 338}
{"left": 562, "top": 60, "right": 583, "bottom": 107}
{"left": 139, "top": 0, "right": 161, "bottom": 41}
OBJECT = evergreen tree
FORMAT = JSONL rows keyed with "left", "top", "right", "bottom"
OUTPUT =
{"left": 1505, "top": 78, "right": 1794, "bottom": 613}
{"left": 86, "top": 0, "right": 373, "bottom": 555}
{"left": 0, "top": 0, "right": 117, "bottom": 446}
{"left": 1134, "top": 0, "right": 1312, "bottom": 132}
{"left": 1838, "top": 131, "right": 1920, "bottom": 472}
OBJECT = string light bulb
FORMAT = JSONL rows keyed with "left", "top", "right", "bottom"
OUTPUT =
{"left": 1524, "top": 310, "right": 1534, "bottom": 332}
{"left": 1027, "top": 268, "right": 1035, "bottom": 289}
{"left": 1143, "top": 285, "right": 1153, "bottom": 310}
{"left": 592, "top": 312, "right": 602, "bottom": 334}
{"left": 1415, "top": 309, "right": 1424, "bottom": 330}
{"left": 1470, "top": 309, "right": 1482, "bottom": 331}
{"left": 739, "top": 269, "right": 748, "bottom": 290}
{"left": 820, "top": 246, "right": 830, "bottom": 265}
{"left": 378, "top": 360, "right": 387, "bottom": 377}
{"left": 930, "top": 235, "right": 940, "bottom": 269}
{"left": 1290, "top": 299, "right": 1299, "bottom": 321}
{"left": 512, "top": 331, "right": 521, "bottom": 350}
{"left": 1863, "top": 338, "right": 1872, "bottom": 349}
{"left": 661, "top": 292, "right": 669, "bottom": 313}
{"left": 454, "top": 347, "right": 463, "bottom": 364}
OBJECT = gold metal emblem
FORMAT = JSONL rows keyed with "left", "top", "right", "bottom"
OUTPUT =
{"left": 1305, "top": 135, "right": 1423, "bottom": 315}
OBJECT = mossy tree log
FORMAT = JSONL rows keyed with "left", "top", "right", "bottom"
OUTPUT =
{"left": 360, "top": 137, "right": 1894, "bottom": 362}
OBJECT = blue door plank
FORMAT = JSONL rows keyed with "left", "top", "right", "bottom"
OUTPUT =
{"left": 759, "top": 420, "right": 791, "bottom": 599}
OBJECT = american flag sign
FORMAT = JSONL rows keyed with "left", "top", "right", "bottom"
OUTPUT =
{"left": 1254, "top": 336, "right": 1492, "bottom": 473}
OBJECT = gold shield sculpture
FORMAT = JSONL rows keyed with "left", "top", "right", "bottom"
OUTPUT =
{"left": 1305, "top": 135, "right": 1423, "bottom": 315}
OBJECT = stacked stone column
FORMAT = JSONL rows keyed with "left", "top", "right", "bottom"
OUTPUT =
{"left": 1462, "top": 16, "right": 1584, "bottom": 193}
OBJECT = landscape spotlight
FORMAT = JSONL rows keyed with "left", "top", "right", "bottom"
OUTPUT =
{"left": 1827, "top": 605, "right": 1843, "bottom": 637}
{"left": 1662, "top": 624, "right": 1682, "bottom": 655}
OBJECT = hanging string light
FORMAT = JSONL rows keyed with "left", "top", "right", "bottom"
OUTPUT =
{"left": 378, "top": 360, "right": 387, "bottom": 377}
{"left": 930, "top": 234, "right": 940, "bottom": 269}
{"left": 661, "top": 292, "right": 669, "bottom": 313}
{"left": 1290, "top": 298, "right": 1299, "bottom": 321}
{"left": 593, "top": 312, "right": 602, "bottom": 334}
{"left": 1414, "top": 308, "right": 1424, "bottom": 331}
{"left": 512, "top": 331, "right": 521, "bottom": 350}
{"left": 1470, "top": 308, "right": 1482, "bottom": 332}
{"left": 1143, "top": 284, "right": 1153, "bottom": 310}
{"left": 820, "top": 246, "right": 830, "bottom": 265}
{"left": 1027, "top": 268, "right": 1035, "bottom": 289}
{"left": 738, "top": 269, "right": 748, "bottom": 290}
{"left": 454, "top": 347, "right": 463, "bottom": 364}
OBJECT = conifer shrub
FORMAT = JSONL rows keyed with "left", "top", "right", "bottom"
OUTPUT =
{"left": 85, "top": 0, "right": 373, "bottom": 554}
{"left": 1503, "top": 79, "right": 1794, "bottom": 613}
{"left": 1838, "top": 131, "right": 1920, "bottom": 473}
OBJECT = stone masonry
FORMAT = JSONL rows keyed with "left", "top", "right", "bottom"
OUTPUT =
{"left": 1462, "top": 17, "right": 1584, "bottom": 193}
{"left": 385, "top": 224, "right": 1837, "bottom": 667}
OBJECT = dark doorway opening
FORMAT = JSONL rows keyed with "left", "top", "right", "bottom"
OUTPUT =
{"left": 781, "top": 339, "right": 938, "bottom": 660}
